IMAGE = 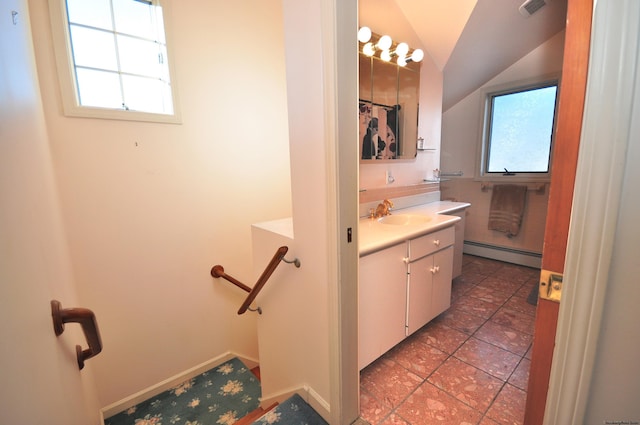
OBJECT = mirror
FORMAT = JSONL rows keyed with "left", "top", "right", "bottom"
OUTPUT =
{"left": 359, "top": 52, "right": 420, "bottom": 161}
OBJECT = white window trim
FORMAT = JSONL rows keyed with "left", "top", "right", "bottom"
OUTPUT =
{"left": 48, "top": 0, "right": 182, "bottom": 124}
{"left": 475, "top": 74, "right": 560, "bottom": 182}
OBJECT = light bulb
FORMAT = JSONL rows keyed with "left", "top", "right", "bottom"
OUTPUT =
{"left": 380, "top": 50, "right": 392, "bottom": 62}
{"left": 395, "top": 42, "right": 409, "bottom": 57}
{"left": 377, "top": 35, "right": 392, "bottom": 51}
{"left": 411, "top": 49, "right": 424, "bottom": 63}
{"left": 357, "top": 26, "right": 372, "bottom": 43}
{"left": 397, "top": 56, "right": 407, "bottom": 67}
{"left": 363, "top": 42, "right": 375, "bottom": 56}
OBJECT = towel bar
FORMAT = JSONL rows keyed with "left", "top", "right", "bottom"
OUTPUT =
{"left": 480, "top": 182, "right": 546, "bottom": 194}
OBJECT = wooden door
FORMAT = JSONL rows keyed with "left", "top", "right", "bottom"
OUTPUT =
{"left": 524, "top": 0, "right": 593, "bottom": 423}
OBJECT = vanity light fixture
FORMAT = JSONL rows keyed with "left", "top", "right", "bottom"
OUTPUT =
{"left": 358, "top": 26, "right": 424, "bottom": 66}
{"left": 396, "top": 42, "right": 410, "bottom": 57}
{"left": 363, "top": 42, "right": 376, "bottom": 57}
{"left": 376, "top": 34, "right": 393, "bottom": 51}
{"left": 357, "top": 26, "right": 372, "bottom": 43}
{"left": 410, "top": 48, "right": 424, "bottom": 63}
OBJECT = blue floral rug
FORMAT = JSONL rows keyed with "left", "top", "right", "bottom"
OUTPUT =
{"left": 252, "top": 394, "right": 328, "bottom": 425}
{"left": 105, "top": 357, "right": 261, "bottom": 425}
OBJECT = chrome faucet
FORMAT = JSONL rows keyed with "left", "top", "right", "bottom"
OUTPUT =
{"left": 374, "top": 199, "right": 394, "bottom": 218}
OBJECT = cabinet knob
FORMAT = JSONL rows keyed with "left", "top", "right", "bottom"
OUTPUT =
{"left": 433, "top": 239, "right": 440, "bottom": 247}
{"left": 430, "top": 265, "right": 440, "bottom": 274}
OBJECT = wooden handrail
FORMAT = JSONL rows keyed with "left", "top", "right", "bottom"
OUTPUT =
{"left": 210, "top": 265, "right": 253, "bottom": 293}
{"left": 211, "top": 246, "right": 292, "bottom": 315}
{"left": 51, "top": 300, "right": 103, "bottom": 370}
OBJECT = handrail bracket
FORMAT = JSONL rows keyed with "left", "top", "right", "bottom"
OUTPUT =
{"left": 51, "top": 300, "right": 103, "bottom": 370}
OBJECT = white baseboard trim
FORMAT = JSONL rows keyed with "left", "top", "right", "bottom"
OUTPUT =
{"left": 463, "top": 241, "right": 542, "bottom": 268}
{"left": 99, "top": 351, "right": 259, "bottom": 423}
{"left": 260, "top": 384, "right": 331, "bottom": 423}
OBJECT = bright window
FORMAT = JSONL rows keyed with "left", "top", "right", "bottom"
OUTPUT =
{"left": 49, "top": 0, "right": 180, "bottom": 123}
{"left": 481, "top": 80, "right": 558, "bottom": 178}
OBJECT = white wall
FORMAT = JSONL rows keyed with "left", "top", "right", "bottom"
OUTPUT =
{"left": 440, "top": 31, "right": 565, "bottom": 255}
{"left": 583, "top": 1, "right": 640, "bottom": 419}
{"left": 441, "top": 30, "right": 565, "bottom": 177}
{"left": 28, "top": 0, "right": 292, "bottom": 407}
{"left": 0, "top": 0, "right": 101, "bottom": 423}
{"left": 582, "top": 80, "right": 640, "bottom": 422}
{"left": 253, "top": 0, "right": 333, "bottom": 408}
{"left": 358, "top": 0, "right": 442, "bottom": 190}
{"left": 249, "top": 1, "right": 360, "bottom": 423}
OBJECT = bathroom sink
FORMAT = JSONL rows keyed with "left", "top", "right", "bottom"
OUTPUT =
{"left": 378, "top": 214, "right": 432, "bottom": 226}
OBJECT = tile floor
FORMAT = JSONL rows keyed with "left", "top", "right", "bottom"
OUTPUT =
{"left": 359, "top": 254, "right": 539, "bottom": 425}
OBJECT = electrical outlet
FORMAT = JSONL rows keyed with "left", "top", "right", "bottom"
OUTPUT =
{"left": 385, "top": 171, "right": 395, "bottom": 184}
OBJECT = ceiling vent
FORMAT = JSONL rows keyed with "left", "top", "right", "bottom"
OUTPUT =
{"left": 519, "top": 0, "right": 550, "bottom": 17}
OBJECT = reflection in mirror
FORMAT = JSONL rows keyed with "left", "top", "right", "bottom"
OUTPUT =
{"left": 358, "top": 34, "right": 421, "bottom": 161}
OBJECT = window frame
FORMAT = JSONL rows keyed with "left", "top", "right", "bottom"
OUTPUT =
{"left": 477, "top": 75, "right": 560, "bottom": 182}
{"left": 48, "top": 0, "right": 181, "bottom": 124}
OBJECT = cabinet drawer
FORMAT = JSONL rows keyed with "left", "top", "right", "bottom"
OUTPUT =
{"left": 409, "top": 226, "right": 455, "bottom": 261}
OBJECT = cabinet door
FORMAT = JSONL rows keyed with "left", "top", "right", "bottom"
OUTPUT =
{"left": 431, "top": 246, "right": 454, "bottom": 317}
{"left": 407, "top": 246, "right": 454, "bottom": 335}
{"left": 359, "top": 243, "right": 407, "bottom": 370}
{"left": 407, "top": 254, "right": 433, "bottom": 335}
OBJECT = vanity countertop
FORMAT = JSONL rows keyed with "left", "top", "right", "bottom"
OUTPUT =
{"left": 359, "top": 201, "right": 470, "bottom": 256}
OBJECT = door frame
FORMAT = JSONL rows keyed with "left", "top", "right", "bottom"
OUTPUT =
{"left": 524, "top": 0, "right": 593, "bottom": 422}
{"left": 334, "top": 0, "right": 640, "bottom": 423}
{"left": 541, "top": 1, "right": 640, "bottom": 423}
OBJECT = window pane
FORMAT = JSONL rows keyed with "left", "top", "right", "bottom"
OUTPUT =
{"left": 76, "top": 68, "right": 123, "bottom": 108}
{"left": 61, "top": 0, "right": 175, "bottom": 118}
{"left": 70, "top": 25, "right": 118, "bottom": 71}
{"left": 66, "top": 0, "right": 113, "bottom": 31}
{"left": 117, "top": 35, "right": 165, "bottom": 77}
{"left": 122, "top": 75, "right": 173, "bottom": 114}
{"left": 113, "top": 0, "right": 156, "bottom": 40}
{"left": 154, "top": 6, "right": 167, "bottom": 44}
{"left": 487, "top": 85, "right": 557, "bottom": 173}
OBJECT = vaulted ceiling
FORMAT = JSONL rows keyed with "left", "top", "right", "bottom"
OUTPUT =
{"left": 359, "top": 0, "right": 568, "bottom": 111}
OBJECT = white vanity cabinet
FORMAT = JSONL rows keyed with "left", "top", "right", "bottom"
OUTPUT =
{"left": 358, "top": 242, "right": 408, "bottom": 370}
{"left": 406, "top": 227, "right": 455, "bottom": 335}
{"left": 358, "top": 225, "right": 456, "bottom": 370}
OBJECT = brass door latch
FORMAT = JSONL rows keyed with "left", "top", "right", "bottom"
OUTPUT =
{"left": 539, "top": 269, "right": 563, "bottom": 302}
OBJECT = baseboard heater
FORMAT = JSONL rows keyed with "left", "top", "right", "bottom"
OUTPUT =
{"left": 463, "top": 241, "right": 542, "bottom": 269}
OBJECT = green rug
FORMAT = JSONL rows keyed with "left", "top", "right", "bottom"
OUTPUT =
{"left": 105, "top": 357, "right": 261, "bottom": 425}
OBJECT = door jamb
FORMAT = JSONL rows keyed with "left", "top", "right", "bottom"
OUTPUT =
{"left": 543, "top": 1, "right": 640, "bottom": 423}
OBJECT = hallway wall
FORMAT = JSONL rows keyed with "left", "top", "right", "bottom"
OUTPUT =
{"left": 0, "top": 0, "right": 101, "bottom": 422}
{"left": 27, "top": 0, "right": 292, "bottom": 407}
